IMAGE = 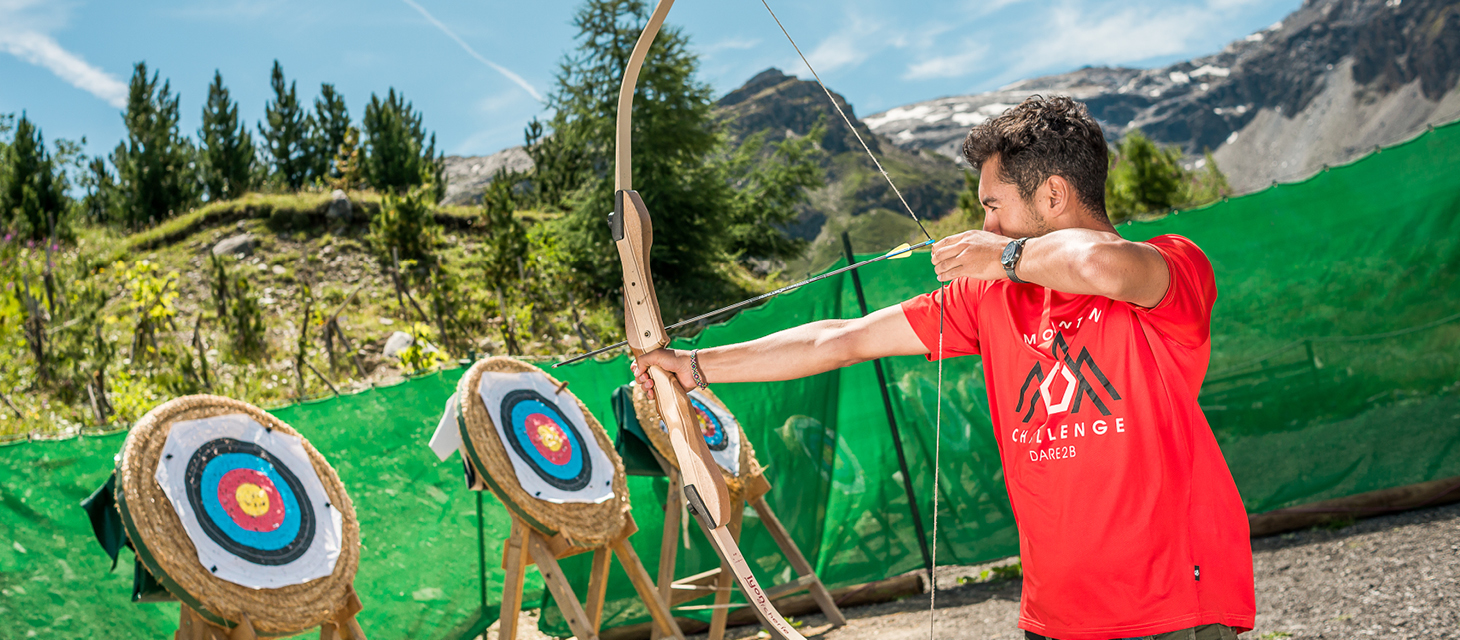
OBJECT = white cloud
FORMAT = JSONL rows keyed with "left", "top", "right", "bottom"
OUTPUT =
{"left": 397, "top": 0, "right": 543, "bottom": 103}
{"left": 1005, "top": 4, "right": 1206, "bottom": 76}
{"left": 799, "top": 14, "right": 899, "bottom": 75}
{"left": 704, "top": 37, "right": 762, "bottom": 53}
{"left": 0, "top": 0, "right": 128, "bottom": 107}
{"left": 905, "top": 42, "right": 989, "bottom": 80}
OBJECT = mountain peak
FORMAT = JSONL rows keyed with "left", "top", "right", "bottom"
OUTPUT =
{"left": 864, "top": 0, "right": 1460, "bottom": 193}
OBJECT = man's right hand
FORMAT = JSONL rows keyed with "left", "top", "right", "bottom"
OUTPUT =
{"left": 632, "top": 348, "right": 697, "bottom": 399}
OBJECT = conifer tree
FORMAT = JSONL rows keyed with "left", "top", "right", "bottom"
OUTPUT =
{"left": 0, "top": 113, "right": 70, "bottom": 240}
{"left": 310, "top": 83, "right": 350, "bottom": 182}
{"left": 198, "top": 70, "right": 256, "bottom": 202}
{"left": 536, "top": 0, "right": 736, "bottom": 304}
{"left": 111, "top": 62, "right": 198, "bottom": 228}
{"left": 360, "top": 88, "right": 443, "bottom": 199}
{"left": 1106, "top": 129, "right": 1230, "bottom": 222}
{"left": 259, "top": 60, "right": 312, "bottom": 190}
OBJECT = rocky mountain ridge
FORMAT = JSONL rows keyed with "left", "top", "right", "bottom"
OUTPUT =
{"left": 863, "top": 0, "right": 1460, "bottom": 193}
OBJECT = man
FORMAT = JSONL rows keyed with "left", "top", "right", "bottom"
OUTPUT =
{"left": 634, "top": 96, "right": 1254, "bottom": 640}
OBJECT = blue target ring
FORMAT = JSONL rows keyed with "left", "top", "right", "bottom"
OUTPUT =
{"left": 688, "top": 396, "right": 729, "bottom": 451}
{"left": 501, "top": 390, "right": 592, "bottom": 491}
{"left": 185, "top": 438, "right": 315, "bottom": 566}
{"left": 199, "top": 454, "right": 303, "bottom": 551}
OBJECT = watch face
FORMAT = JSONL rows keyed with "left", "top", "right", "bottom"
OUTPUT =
{"left": 1001, "top": 240, "right": 1018, "bottom": 266}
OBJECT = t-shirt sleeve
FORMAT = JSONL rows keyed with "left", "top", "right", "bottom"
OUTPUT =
{"left": 899, "top": 278, "right": 984, "bottom": 360}
{"left": 1135, "top": 234, "right": 1216, "bottom": 348}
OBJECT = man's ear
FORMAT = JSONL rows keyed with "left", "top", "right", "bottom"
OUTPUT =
{"left": 1044, "top": 174, "right": 1073, "bottom": 219}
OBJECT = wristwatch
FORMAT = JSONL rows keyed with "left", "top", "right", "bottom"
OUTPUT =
{"left": 1001, "top": 237, "right": 1029, "bottom": 284}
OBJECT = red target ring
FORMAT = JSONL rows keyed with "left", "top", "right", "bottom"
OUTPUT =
{"left": 216, "top": 468, "right": 286, "bottom": 533}
{"left": 524, "top": 412, "right": 573, "bottom": 466}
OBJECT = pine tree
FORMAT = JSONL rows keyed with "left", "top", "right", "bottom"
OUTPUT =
{"left": 538, "top": 0, "right": 735, "bottom": 305}
{"left": 310, "top": 83, "right": 350, "bottom": 182}
{"left": 361, "top": 88, "right": 444, "bottom": 199}
{"left": 111, "top": 62, "right": 198, "bottom": 228}
{"left": 0, "top": 113, "right": 70, "bottom": 240}
{"left": 259, "top": 60, "right": 312, "bottom": 191}
{"left": 198, "top": 70, "right": 256, "bottom": 202}
{"left": 1106, "top": 129, "right": 1230, "bottom": 222}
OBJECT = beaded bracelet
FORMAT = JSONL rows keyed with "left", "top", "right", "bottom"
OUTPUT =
{"left": 690, "top": 349, "right": 708, "bottom": 389}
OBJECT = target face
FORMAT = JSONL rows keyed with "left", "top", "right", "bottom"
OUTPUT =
{"left": 479, "top": 371, "right": 616, "bottom": 504}
{"left": 502, "top": 389, "right": 590, "bottom": 490}
{"left": 155, "top": 414, "right": 343, "bottom": 589}
{"left": 659, "top": 389, "right": 742, "bottom": 476}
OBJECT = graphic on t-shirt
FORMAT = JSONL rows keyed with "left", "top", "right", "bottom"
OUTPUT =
{"left": 1014, "top": 332, "right": 1122, "bottom": 422}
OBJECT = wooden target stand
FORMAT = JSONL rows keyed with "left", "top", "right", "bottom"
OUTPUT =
{"left": 622, "top": 386, "right": 847, "bottom": 640}
{"left": 493, "top": 509, "right": 681, "bottom": 640}
{"left": 92, "top": 395, "right": 368, "bottom": 640}
{"left": 446, "top": 358, "right": 686, "bottom": 640}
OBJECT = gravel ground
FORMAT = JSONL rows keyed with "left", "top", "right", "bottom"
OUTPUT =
{"left": 686, "top": 502, "right": 1460, "bottom": 640}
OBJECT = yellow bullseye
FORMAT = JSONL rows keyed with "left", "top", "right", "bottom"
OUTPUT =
{"left": 536, "top": 423, "right": 565, "bottom": 452}
{"left": 235, "top": 483, "right": 271, "bottom": 517}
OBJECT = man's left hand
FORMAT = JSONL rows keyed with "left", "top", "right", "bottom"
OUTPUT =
{"left": 932, "top": 230, "right": 1011, "bottom": 282}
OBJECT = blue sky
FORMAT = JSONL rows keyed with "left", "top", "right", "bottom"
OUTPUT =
{"left": 1, "top": 0, "right": 1299, "bottom": 159}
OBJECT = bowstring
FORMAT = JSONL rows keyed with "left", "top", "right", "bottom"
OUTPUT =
{"left": 756, "top": 1, "right": 945, "bottom": 636}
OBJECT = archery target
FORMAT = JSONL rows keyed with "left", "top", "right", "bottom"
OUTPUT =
{"left": 479, "top": 371, "right": 616, "bottom": 504}
{"left": 154, "top": 413, "right": 343, "bottom": 589}
{"left": 658, "top": 388, "right": 742, "bottom": 476}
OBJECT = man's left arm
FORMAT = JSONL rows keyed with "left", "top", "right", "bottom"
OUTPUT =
{"left": 932, "top": 228, "right": 1170, "bottom": 308}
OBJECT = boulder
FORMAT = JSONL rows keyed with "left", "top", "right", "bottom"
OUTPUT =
{"left": 382, "top": 331, "right": 414, "bottom": 359}
{"left": 327, "top": 190, "right": 353, "bottom": 221}
{"left": 212, "top": 233, "right": 255, "bottom": 258}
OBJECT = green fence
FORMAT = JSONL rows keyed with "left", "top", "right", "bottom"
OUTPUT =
{"left": 2, "top": 120, "right": 1457, "bottom": 638}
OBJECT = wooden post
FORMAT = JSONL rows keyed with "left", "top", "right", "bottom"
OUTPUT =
{"left": 751, "top": 496, "right": 847, "bottom": 626}
{"left": 651, "top": 471, "right": 684, "bottom": 640}
{"left": 527, "top": 532, "right": 598, "bottom": 640}
{"left": 499, "top": 520, "right": 530, "bottom": 640}
{"left": 586, "top": 548, "right": 613, "bottom": 632}
{"left": 612, "top": 537, "right": 686, "bottom": 640}
{"left": 707, "top": 503, "right": 744, "bottom": 640}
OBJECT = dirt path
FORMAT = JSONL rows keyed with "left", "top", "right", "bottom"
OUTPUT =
{"left": 696, "top": 502, "right": 1460, "bottom": 640}
{"left": 482, "top": 502, "right": 1458, "bottom": 640}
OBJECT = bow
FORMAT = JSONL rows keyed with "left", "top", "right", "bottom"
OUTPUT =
{"left": 612, "top": 2, "right": 807, "bottom": 637}
{"left": 612, "top": 2, "right": 946, "bottom": 638}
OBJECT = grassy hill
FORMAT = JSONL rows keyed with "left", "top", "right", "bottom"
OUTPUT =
{"left": 0, "top": 190, "right": 624, "bottom": 439}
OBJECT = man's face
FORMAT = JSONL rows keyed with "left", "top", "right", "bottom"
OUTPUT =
{"left": 978, "top": 154, "right": 1051, "bottom": 238}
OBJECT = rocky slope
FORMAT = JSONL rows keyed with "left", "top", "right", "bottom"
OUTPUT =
{"left": 441, "top": 146, "right": 533, "bottom": 206}
{"left": 864, "top": 0, "right": 1460, "bottom": 193}
{"left": 715, "top": 68, "right": 965, "bottom": 270}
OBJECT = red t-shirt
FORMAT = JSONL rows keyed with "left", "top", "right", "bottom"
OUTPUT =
{"left": 902, "top": 234, "right": 1254, "bottom": 639}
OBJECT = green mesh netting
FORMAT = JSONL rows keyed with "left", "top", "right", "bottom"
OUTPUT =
{"left": 1, "top": 120, "right": 1457, "bottom": 639}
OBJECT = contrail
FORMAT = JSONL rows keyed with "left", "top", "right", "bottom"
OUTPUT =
{"left": 397, "top": 0, "right": 544, "bottom": 102}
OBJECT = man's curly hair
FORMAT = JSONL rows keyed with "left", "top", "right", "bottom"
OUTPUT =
{"left": 962, "top": 95, "right": 1108, "bottom": 216}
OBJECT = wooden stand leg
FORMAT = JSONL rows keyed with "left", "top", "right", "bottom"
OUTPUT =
{"left": 613, "top": 538, "right": 687, "bottom": 640}
{"left": 228, "top": 615, "right": 257, "bottom": 640}
{"left": 499, "top": 520, "right": 530, "bottom": 640}
{"left": 585, "top": 548, "right": 613, "bottom": 632}
{"left": 708, "top": 503, "right": 744, "bottom": 640}
{"left": 331, "top": 584, "right": 367, "bottom": 640}
{"left": 751, "top": 496, "right": 847, "bottom": 627}
{"left": 176, "top": 606, "right": 204, "bottom": 640}
{"left": 527, "top": 531, "right": 599, "bottom": 640}
{"left": 652, "top": 470, "right": 684, "bottom": 640}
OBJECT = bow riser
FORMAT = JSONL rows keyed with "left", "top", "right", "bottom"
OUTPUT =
{"left": 612, "top": 188, "right": 733, "bottom": 527}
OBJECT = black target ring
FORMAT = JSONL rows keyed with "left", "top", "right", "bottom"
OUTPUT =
{"left": 500, "top": 389, "right": 594, "bottom": 491}
{"left": 184, "top": 438, "right": 316, "bottom": 566}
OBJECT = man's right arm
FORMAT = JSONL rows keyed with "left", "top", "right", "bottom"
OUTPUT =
{"left": 633, "top": 303, "right": 930, "bottom": 397}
